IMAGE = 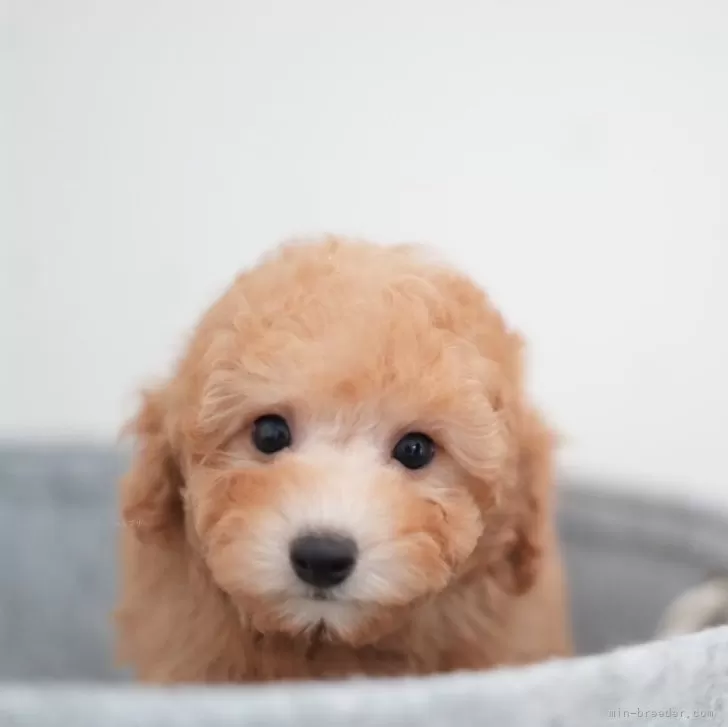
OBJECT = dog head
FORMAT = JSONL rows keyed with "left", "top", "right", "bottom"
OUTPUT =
{"left": 121, "top": 238, "right": 551, "bottom": 646}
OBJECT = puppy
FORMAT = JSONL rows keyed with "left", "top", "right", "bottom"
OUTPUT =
{"left": 116, "top": 237, "right": 572, "bottom": 682}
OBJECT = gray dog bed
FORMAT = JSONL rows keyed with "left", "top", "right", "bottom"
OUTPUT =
{"left": 0, "top": 445, "right": 726, "bottom": 726}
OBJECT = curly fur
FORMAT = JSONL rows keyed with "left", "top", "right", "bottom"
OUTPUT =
{"left": 115, "top": 237, "right": 572, "bottom": 682}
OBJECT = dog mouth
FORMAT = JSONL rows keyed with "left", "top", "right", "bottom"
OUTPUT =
{"left": 310, "top": 588, "right": 336, "bottom": 602}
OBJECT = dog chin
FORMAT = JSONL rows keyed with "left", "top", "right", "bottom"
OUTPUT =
{"left": 247, "top": 595, "right": 400, "bottom": 646}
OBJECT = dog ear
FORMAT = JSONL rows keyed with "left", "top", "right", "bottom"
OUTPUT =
{"left": 499, "top": 405, "right": 555, "bottom": 595}
{"left": 120, "top": 389, "right": 185, "bottom": 544}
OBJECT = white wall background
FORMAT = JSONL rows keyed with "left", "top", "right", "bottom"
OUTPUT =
{"left": 4, "top": 1, "right": 728, "bottom": 504}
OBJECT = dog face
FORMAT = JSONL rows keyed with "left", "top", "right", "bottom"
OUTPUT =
{"left": 123, "top": 239, "right": 540, "bottom": 646}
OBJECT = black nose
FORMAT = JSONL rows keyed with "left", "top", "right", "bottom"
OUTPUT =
{"left": 290, "top": 533, "right": 357, "bottom": 588}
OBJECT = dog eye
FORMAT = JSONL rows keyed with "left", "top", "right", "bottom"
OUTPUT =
{"left": 252, "top": 414, "right": 292, "bottom": 454}
{"left": 392, "top": 432, "right": 435, "bottom": 470}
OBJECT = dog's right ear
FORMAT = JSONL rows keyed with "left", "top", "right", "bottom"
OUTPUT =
{"left": 120, "top": 389, "right": 184, "bottom": 544}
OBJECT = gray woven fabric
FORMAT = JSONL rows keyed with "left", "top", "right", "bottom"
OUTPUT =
{"left": 0, "top": 627, "right": 726, "bottom": 727}
{"left": 1, "top": 445, "right": 727, "bottom": 726}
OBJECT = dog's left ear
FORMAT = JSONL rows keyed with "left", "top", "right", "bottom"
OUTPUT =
{"left": 497, "top": 402, "right": 556, "bottom": 595}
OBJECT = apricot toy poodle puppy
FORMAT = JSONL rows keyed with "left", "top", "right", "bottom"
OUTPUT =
{"left": 116, "top": 237, "right": 572, "bottom": 682}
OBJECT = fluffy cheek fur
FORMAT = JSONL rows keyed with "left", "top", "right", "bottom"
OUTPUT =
{"left": 186, "top": 439, "right": 483, "bottom": 646}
